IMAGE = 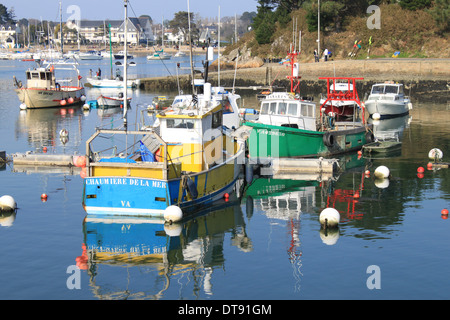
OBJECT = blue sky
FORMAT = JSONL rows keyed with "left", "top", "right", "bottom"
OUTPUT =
{"left": 2, "top": 0, "right": 257, "bottom": 23}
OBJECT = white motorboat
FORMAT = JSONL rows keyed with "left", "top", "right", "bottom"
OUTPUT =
{"left": 114, "top": 50, "right": 133, "bottom": 59}
{"left": 76, "top": 50, "right": 102, "bottom": 60}
{"left": 97, "top": 92, "right": 131, "bottom": 108}
{"left": 86, "top": 77, "right": 140, "bottom": 89}
{"left": 364, "top": 82, "right": 412, "bottom": 119}
{"left": 13, "top": 61, "right": 86, "bottom": 109}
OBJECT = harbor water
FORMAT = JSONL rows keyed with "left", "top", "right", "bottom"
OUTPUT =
{"left": 0, "top": 56, "right": 449, "bottom": 300}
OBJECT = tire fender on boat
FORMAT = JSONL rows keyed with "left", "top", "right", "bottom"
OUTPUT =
{"left": 186, "top": 177, "right": 198, "bottom": 199}
{"left": 323, "top": 132, "right": 335, "bottom": 147}
{"left": 365, "top": 131, "right": 375, "bottom": 143}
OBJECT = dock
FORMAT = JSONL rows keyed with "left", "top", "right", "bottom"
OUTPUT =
{"left": 12, "top": 152, "right": 77, "bottom": 167}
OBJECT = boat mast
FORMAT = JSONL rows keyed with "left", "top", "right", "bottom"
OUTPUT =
{"left": 123, "top": 0, "right": 128, "bottom": 127}
{"left": 60, "top": 2, "right": 63, "bottom": 56}
{"left": 187, "top": 0, "right": 195, "bottom": 98}
{"left": 109, "top": 23, "right": 113, "bottom": 79}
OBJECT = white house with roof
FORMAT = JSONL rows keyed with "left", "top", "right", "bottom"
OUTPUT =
{"left": 0, "top": 25, "right": 16, "bottom": 48}
{"left": 64, "top": 17, "right": 154, "bottom": 45}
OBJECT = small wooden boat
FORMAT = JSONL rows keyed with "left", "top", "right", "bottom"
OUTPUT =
{"left": 362, "top": 140, "right": 402, "bottom": 154}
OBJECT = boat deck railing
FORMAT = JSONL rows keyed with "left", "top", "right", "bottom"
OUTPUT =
{"left": 86, "top": 128, "right": 170, "bottom": 179}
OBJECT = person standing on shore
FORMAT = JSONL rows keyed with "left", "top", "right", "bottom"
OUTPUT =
{"left": 323, "top": 48, "right": 329, "bottom": 62}
{"left": 314, "top": 49, "right": 319, "bottom": 62}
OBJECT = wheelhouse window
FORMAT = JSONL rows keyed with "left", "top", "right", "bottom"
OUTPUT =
{"left": 278, "top": 102, "right": 287, "bottom": 115}
{"left": 261, "top": 102, "right": 269, "bottom": 114}
{"left": 287, "top": 103, "right": 298, "bottom": 116}
{"left": 269, "top": 102, "right": 277, "bottom": 114}
{"left": 212, "top": 110, "right": 223, "bottom": 128}
{"left": 301, "top": 104, "right": 314, "bottom": 117}
{"left": 371, "top": 85, "right": 384, "bottom": 94}
{"left": 385, "top": 85, "right": 398, "bottom": 94}
{"left": 166, "top": 118, "right": 195, "bottom": 129}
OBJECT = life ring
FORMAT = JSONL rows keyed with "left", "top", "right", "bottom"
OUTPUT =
{"left": 365, "top": 131, "right": 375, "bottom": 143}
{"left": 323, "top": 132, "right": 335, "bottom": 147}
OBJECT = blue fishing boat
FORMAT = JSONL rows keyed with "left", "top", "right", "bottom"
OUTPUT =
{"left": 82, "top": 1, "right": 244, "bottom": 222}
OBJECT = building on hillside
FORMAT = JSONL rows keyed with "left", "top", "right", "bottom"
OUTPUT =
{"left": 63, "top": 17, "right": 154, "bottom": 45}
{"left": 0, "top": 25, "right": 16, "bottom": 48}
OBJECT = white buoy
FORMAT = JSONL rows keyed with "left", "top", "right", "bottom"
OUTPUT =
{"left": 374, "top": 165, "right": 390, "bottom": 179}
{"left": 372, "top": 112, "right": 381, "bottom": 120}
{"left": 164, "top": 205, "right": 183, "bottom": 223}
{"left": 319, "top": 208, "right": 340, "bottom": 228}
{"left": 19, "top": 103, "right": 27, "bottom": 110}
{"left": 428, "top": 148, "right": 443, "bottom": 161}
{"left": 82, "top": 103, "right": 90, "bottom": 110}
{"left": 0, "top": 195, "right": 17, "bottom": 212}
{"left": 80, "top": 95, "right": 87, "bottom": 102}
{"left": 59, "top": 129, "right": 68, "bottom": 137}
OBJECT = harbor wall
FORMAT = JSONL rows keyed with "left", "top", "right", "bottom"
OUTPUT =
{"left": 140, "top": 59, "right": 449, "bottom": 102}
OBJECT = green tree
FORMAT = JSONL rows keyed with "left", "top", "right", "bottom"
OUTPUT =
{"left": 169, "top": 11, "right": 198, "bottom": 43}
{"left": 0, "top": 4, "right": 16, "bottom": 24}
{"left": 428, "top": 0, "right": 449, "bottom": 32}
{"left": 399, "top": 0, "right": 432, "bottom": 10}
{"left": 253, "top": 0, "right": 276, "bottom": 44}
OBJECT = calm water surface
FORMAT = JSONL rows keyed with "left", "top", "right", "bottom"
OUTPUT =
{"left": 0, "top": 57, "right": 449, "bottom": 300}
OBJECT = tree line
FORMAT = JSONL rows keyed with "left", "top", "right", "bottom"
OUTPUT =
{"left": 252, "top": 0, "right": 448, "bottom": 45}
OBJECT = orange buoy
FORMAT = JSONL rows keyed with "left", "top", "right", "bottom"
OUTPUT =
{"left": 67, "top": 97, "right": 74, "bottom": 104}
{"left": 442, "top": 209, "right": 449, "bottom": 215}
{"left": 353, "top": 191, "right": 360, "bottom": 198}
{"left": 76, "top": 156, "right": 86, "bottom": 168}
{"left": 427, "top": 162, "right": 433, "bottom": 169}
{"left": 357, "top": 150, "right": 362, "bottom": 156}
{"left": 60, "top": 99, "right": 67, "bottom": 106}
{"left": 41, "top": 193, "right": 48, "bottom": 201}
{"left": 43, "top": 146, "right": 47, "bottom": 153}
{"left": 417, "top": 167, "right": 425, "bottom": 173}
{"left": 224, "top": 193, "right": 229, "bottom": 200}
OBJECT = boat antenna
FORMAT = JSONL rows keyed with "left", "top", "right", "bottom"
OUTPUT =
{"left": 123, "top": 0, "right": 128, "bottom": 128}
{"left": 187, "top": 0, "right": 196, "bottom": 100}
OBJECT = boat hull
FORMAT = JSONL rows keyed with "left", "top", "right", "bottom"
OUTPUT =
{"left": 365, "top": 100, "right": 410, "bottom": 118}
{"left": 97, "top": 95, "right": 131, "bottom": 108}
{"left": 82, "top": 146, "right": 244, "bottom": 218}
{"left": 15, "top": 87, "right": 85, "bottom": 108}
{"left": 86, "top": 77, "right": 140, "bottom": 88}
{"left": 246, "top": 121, "right": 373, "bottom": 161}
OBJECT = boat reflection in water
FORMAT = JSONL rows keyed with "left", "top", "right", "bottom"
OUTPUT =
{"left": 363, "top": 114, "right": 412, "bottom": 158}
{"left": 77, "top": 194, "right": 251, "bottom": 299}
{"left": 244, "top": 153, "right": 369, "bottom": 249}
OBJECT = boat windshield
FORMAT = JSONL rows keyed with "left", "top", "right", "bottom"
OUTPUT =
{"left": 372, "top": 85, "right": 399, "bottom": 95}
{"left": 371, "top": 85, "right": 385, "bottom": 94}
{"left": 384, "top": 85, "right": 399, "bottom": 94}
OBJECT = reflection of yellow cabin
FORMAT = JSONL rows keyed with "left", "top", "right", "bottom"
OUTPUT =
{"left": 157, "top": 104, "right": 224, "bottom": 172}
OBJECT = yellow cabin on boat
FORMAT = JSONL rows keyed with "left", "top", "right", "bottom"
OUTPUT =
{"left": 156, "top": 104, "right": 224, "bottom": 172}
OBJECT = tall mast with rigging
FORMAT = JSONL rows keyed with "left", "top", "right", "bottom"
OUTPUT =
{"left": 123, "top": 0, "right": 128, "bottom": 126}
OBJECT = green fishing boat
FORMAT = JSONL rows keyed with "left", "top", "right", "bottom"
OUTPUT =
{"left": 244, "top": 48, "right": 373, "bottom": 163}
